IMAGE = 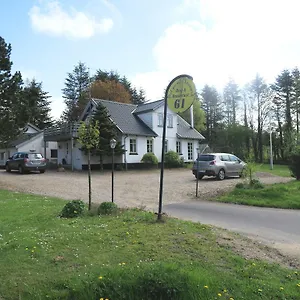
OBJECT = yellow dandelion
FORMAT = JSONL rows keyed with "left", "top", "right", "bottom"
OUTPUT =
{"left": 33, "top": 246, "right": 36, "bottom": 249}
{"left": 118, "top": 263, "right": 122, "bottom": 266}
{"left": 280, "top": 287, "right": 284, "bottom": 290}
{"left": 297, "top": 283, "right": 300, "bottom": 287}
{"left": 98, "top": 276, "right": 103, "bottom": 280}
{"left": 100, "top": 298, "right": 104, "bottom": 300}
{"left": 252, "top": 263, "right": 256, "bottom": 266}
{"left": 204, "top": 285, "right": 208, "bottom": 289}
{"left": 229, "top": 298, "right": 234, "bottom": 300}
{"left": 223, "top": 289, "right": 227, "bottom": 293}
{"left": 126, "top": 232, "right": 129, "bottom": 235}
{"left": 295, "top": 271, "right": 298, "bottom": 275}
{"left": 122, "top": 262, "right": 126, "bottom": 265}
{"left": 217, "top": 293, "right": 222, "bottom": 297}
{"left": 105, "top": 298, "right": 109, "bottom": 300}
{"left": 31, "top": 250, "right": 35, "bottom": 253}
{"left": 258, "top": 289, "right": 262, "bottom": 292}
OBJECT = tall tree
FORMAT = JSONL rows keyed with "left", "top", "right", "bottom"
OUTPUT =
{"left": 92, "top": 102, "right": 124, "bottom": 170}
{"left": 0, "top": 36, "right": 24, "bottom": 146}
{"left": 21, "top": 79, "right": 53, "bottom": 129}
{"left": 292, "top": 67, "right": 300, "bottom": 140}
{"left": 95, "top": 69, "right": 146, "bottom": 104}
{"left": 61, "top": 62, "right": 90, "bottom": 123}
{"left": 248, "top": 74, "right": 272, "bottom": 162}
{"left": 223, "top": 79, "right": 241, "bottom": 125}
{"left": 91, "top": 80, "right": 131, "bottom": 103}
{"left": 271, "top": 69, "right": 295, "bottom": 158}
{"left": 201, "top": 85, "right": 223, "bottom": 144}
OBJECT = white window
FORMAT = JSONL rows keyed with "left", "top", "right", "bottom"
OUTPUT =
{"left": 0, "top": 152, "right": 4, "bottom": 161}
{"left": 158, "top": 113, "right": 163, "bottom": 127}
{"left": 130, "top": 139, "right": 137, "bottom": 154}
{"left": 167, "top": 114, "right": 173, "bottom": 128}
{"left": 188, "top": 142, "right": 193, "bottom": 160}
{"left": 147, "top": 139, "right": 153, "bottom": 153}
{"left": 176, "top": 141, "right": 181, "bottom": 154}
{"left": 164, "top": 140, "right": 168, "bottom": 153}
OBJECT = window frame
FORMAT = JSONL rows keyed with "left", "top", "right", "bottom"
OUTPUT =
{"left": 176, "top": 141, "right": 181, "bottom": 154}
{"left": 187, "top": 142, "right": 193, "bottom": 160}
{"left": 167, "top": 114, "right": 173, "bottom": 128}
{"left": 147, "top": 139, "right": 153, "bottom": 153}
{"left": 158, "top": 113, "right": 163, "bottom": 127}
{"left": 129, "top": 138, "right": 137, "bottom": 155}
{"left": 164, "top": 140, "right": 168, "bottom": 153}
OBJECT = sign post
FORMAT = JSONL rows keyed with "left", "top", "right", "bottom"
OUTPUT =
{"left": 157, "top": 74, "right": 196, "bottom": 221}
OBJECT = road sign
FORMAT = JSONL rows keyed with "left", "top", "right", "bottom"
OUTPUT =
{"left": 166, "top": 75, "right": 196, "bottom": 113}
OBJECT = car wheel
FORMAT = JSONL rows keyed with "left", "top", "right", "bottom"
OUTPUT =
{"left": 18, "top": 165, "right": 24, "bottom": 174}
{"left": 217, "top": 169, "right": 225, "bottom": 180}
{"left": 5, "top": 164, "right": 11, "bottom": 172}
{"left": 40, "top": 170, "right": 45, "bottom": 174}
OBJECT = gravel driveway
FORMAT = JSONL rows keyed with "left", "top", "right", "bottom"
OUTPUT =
{"left": 0, "top": 169, "right": 292, "bottom": 210}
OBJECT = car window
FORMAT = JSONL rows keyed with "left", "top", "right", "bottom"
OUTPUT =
{"left": 197, "top": 155, "right": 215, "bottom": 161}
{"left": 12, "top": 153, "right": 19, "bottom": 159}
{"left": 20, "top": 153, "right": 25, "bottom": 158}
{"left": 220, "top": 155, "right": 230, "bottom": 161}
{"left": 230, "top": 155, "right": 239, "bottom": 162}
{"left": 26, "top": 153, "right": 43, "bottom": 159}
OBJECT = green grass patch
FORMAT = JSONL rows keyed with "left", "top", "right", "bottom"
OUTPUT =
{"left": 0, "top": 190, "right": 300, "bottom": 299}
{"left": 256, "top": 163, "right": 292, "bottom": 177}
{"left": 217, "top": 180, "right": 300, "bottom": 209}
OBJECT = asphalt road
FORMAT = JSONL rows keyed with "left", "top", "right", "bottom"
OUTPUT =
{"left": 164, "top": 200, "right": 300, "bottom": 258}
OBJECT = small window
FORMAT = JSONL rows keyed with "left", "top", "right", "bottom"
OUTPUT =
{"left": 147, "top": 139, "right": 153, "bottom": 153}
{"left": 0, "top": 152, "right": 4, "bottom": 160}
{"left": 230, "top": 155, "right": 239, "bottom": 162}
{"left": 158, "top": 113, "right": 163, "bottom": 127}
{"left": 26, "top": 153, "right": 43, "bottom": 159}
{"left": 220, "top": 155, "right": 230, "bottom": 161}
{"left": 51, "top": 149, "right": 58, "bottom": 158}
{"left": 12, "top": 153, "right": 19, "bottom": 159}
{"left": 188, "top": 142, "right": 193, "bottom": 160}
{"left": 176, "top": 141, "right": 181, "bottom": 154}
{"left": 130, "top": 139, "right": 137, "bottom": 154}
{"left": 197, "top": 154, "right": 215, "bottom": 161}
{"left": 167, "top": 114, "right": 173, "bottom": 128}
{"left": 164, "top": 140, "right": 168, "bottom": 153}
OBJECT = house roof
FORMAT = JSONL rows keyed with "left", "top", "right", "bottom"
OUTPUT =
{"left": 9, "top": 133, "right": 41, "bottom": 147}
{"left": 133, "top": 99, "right": 164, "bottom": 114}
{"left": 177, "top": 116, "right": 205, "bottom": 140}
{"left": 92, "top": 99, "right": 158, "bottom": 137}
{"left": 25, "top": 123, "right": 42, "bottom": 133}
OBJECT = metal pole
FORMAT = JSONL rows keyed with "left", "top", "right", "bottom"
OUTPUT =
{"left": 196, "top": 153, "right": 199, "bottom": 197}
{"left": 158, "top": 93, "right": 168, "bottom": 220}
{"left": 270, "top": 130, "right": 273, "bottom": 170}
{"left": 112, "top": 147, "right": 114, "bottom": 203}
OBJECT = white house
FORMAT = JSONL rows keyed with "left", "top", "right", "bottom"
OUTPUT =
{"left": 44, "top": 99, "right": 205, "bottom": 170}
{"left": 0, "top": 123, "right": 58, "bottom": 167}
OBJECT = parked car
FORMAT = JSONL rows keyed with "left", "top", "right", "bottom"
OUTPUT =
{"left": 192, "top": 153, "right": 246, "bottom": 180}
{"left": 5, "top": 152, "right": 47, "bottom": 174}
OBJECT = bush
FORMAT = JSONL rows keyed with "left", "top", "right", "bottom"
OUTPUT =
{"left": 141, "top": 153, "right": 158, "bottom": 165}
{"left": 235, "top": 182, "right": 245, "bottom": 189}
{"left": 164, "top": 151, "right": 184, "bottom": 168}
{"left": 98, "top": 202, "right": 118, "bottom": 215}
{"left": 250, "top": 179, "right": 264, "bottom": 189}
{"left": 289, "top": 146, "right": 300, "bottom": 180}
{"left": 60, "top": 200, "right": 85, "bottom": 218}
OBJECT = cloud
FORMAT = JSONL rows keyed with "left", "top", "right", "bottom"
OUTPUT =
{"left": 29, "top": 1, "right": 113, "bottom": 39}
{"left": 132, "top": 0, "right": 300, "bottom": 100}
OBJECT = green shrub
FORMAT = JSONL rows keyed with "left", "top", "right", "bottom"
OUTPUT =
{"left": 289, "top": 146, "right": 300, "bottom": 180}
{"left": 98, "top": 202, "right": 118, "bottom": 215}
{"left": 141, "top": 152, "right": 158, "bottom": 165}
{"left": 164, "top": 151, "right": 184, "bottom": 168}
{"left": 60, "top": 200, "right": 85, "bottom": 218}
{"left": 235, "top": 182, "right": 245, "bottom": 189}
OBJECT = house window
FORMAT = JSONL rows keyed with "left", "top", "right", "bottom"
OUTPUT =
{"left": 188, "top": 142, "right": 193, "bottom": 160}
{"left": 164, "top": 140, "right": 168, "bottom": 153}
{"left": 130, "top": 139, "right": 137, "bottom": 154}
{"left": 176, "top": 141, "right": 181, "bottom": 154}
{"left": 167, "top": 114, "right": 173, "bottom": 128}
{"left": 158, "top": 113, "right": 163, "bottom": 127}
{"left": 0, "top": 152, "right": 4, "bottom": 161}
{"left": 147, "top": 139, "right": 153, "bottom": 153}
{"left": 51, "top": 149, "right": 58, "bottom": 158}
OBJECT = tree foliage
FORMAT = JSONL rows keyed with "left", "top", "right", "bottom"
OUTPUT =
{"left": 61, "top": 62, "right": 90, "bottom": 123}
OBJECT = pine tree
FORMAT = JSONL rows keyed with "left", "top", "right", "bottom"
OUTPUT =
{"left": 92, "top": 102, "right": 124, "bottom": 170}
{"left": 61, "top": 62, "right": 90, "bottom": 123}
{"left": 223, "top": 79, "right": 241, "bottom": 125}
{"left": 21, "top": 79, "right": 53, "bottom": 129}
{"left": 292, "top": 67, "right": 300, "bottom": 140}
{"left": 0, "top": 36, "right": 24, "bottom": 146}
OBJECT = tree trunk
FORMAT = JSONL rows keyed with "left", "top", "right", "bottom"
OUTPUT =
{"left": 88, "top": 149, "right": 92, "bottom": 210}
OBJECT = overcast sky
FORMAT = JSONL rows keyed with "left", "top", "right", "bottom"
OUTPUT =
{"left": 2, "top": 0, "right": 300, "bottom": 119}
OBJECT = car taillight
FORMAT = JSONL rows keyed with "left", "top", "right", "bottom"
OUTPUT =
{"left": 209, "top": 160, "right": 216, "bottom": 165}
{"left": 42, "top": 158, "right": 47, "bottom": 163}
{"left": 24, "top": 158, "right": 29, "bottom": 163}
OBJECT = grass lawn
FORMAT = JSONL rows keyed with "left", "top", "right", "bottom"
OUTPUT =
{"left": 0, "top": 190, "right": 300, "bottom": 300}
{"left": 255, "top": 163, "right": 292, "bottom": 177}
{"left": 216, "top": 180, "right": 300, "bottom": 209}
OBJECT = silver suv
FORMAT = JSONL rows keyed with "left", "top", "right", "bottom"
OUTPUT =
{"left": 192, "top": 153, "right": 246, "bottom": 180}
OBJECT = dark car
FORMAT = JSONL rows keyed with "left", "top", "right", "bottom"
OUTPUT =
{"left": 5, "top": 152, "right": 47, "bottom": 174}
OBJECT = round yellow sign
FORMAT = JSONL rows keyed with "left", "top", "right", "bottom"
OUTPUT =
{"left": 166, "top": 75, "right": 196, "bottom": 113}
